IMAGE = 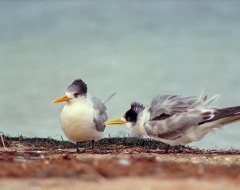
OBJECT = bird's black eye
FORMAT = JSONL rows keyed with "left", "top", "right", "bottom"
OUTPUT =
{"left": 74, "top": 93, "right": 80, "bottom": 98}
{"left": 126, "top": 117, "right": 131, "bottom": 121}
{"left": 124, "top": 109, "right": 137, "bottom": 123}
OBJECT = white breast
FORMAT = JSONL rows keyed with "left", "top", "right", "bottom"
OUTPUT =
{"left": 60, "top": 98, "right": 103, "bottom": 143}
{"left": 127, "top": 110, "right": 149, "bottom": 136}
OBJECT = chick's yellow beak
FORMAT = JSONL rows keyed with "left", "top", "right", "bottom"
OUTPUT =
{"left": 104, "top": 119, "right": 126, "bottom": 125}
{"left": 52, "top": 95, "right": 72, "bottom": 104}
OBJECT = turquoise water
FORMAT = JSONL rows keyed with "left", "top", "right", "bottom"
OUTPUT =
{"left": 1, "top": 2, "right": 240, "bottom": 149}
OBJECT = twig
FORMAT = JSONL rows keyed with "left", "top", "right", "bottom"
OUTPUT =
{"left": 0, "top": 131, "right": 6, "bottom": 148}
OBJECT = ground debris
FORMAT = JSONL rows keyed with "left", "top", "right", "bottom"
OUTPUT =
{"left": 0, "top": 136, "right": 240, "bottom": 180}
{"left": 1, "top": 135, "right": 240, "bottom": 155}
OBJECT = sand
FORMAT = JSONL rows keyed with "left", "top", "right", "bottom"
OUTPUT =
{"left": 0, "top": 136, "right": 240, "bottom": 190}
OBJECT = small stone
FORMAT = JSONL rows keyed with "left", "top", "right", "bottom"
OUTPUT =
{"left": 118, "top": 158, "right": 131, "bottom": 166}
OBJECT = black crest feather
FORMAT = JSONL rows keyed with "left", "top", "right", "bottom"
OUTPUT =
{"left": 67, "top": 79, "right": 87, "bottom": 95}
{"left": 131, "top": 102, "right": 145, "bottom": 114}
{"left": 124, "top": 102, "right": 145, "bottom": 123}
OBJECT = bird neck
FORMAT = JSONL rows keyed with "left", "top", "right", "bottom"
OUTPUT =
{"left": 66, "top": 93, "right": 90, "bottom": 106}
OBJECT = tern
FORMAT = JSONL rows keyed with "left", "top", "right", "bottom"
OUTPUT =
{"left": 52, "top": 79, "right": 115, "bottom": 153}
{"left": 104, "top": 91, "right": 240, "bottom": 152}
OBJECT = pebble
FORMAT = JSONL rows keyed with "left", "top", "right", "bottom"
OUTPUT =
{"left": 118, "top": 158, "right": 131, "bottom": 166}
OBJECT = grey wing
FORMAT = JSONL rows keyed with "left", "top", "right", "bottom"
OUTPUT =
{"left": 147, "top": 94, "right": 197, "bottom": 120}
{"left": 91, "top": 96, "right": 108, "bottom": 132}
{"left": 145, "top": 113, "right": 199, "bottom": 140}
{"left": 144, "top": 94, "right": 219, "bottom": 140}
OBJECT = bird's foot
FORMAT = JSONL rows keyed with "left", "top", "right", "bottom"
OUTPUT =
{"left": 76, "top": 142, "right": 86, "bottom": 154}
{"left": 163, "top": 145, "right": 170, "bottom": 154}
{"left": 91, "top": 140, "right": 95, "bottom": 149}
{"left": 76, "top": 148, "right": 86, "bottom": 154}
{"left": 164, "top": 145, "right": 184, "bottom": 153}
{"left": 172, "top": 145, "right": 184, "bottom": 153}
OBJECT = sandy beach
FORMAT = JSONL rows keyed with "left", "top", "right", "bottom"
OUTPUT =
{"left": 0, "top": 137, "right": 240, "bottom": 190}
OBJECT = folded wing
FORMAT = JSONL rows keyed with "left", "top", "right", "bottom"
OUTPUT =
{"left": 144, "top": 93, "right": 220, "bottom": 140}
{"left": 91, "top": 96, "right": 108, "bottom": 132}
{"left": 147, "top": 94, "right": 197, "bottom": 120}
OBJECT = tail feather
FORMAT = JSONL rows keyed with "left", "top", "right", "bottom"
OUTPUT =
{"left": 206, "top": 106, "right": 240, "bottom": 123}
{"left": 220, "top": 114, "right": 240, "bottom": 125}
{"left": 195, "top": 113, "right": 240, "bottom": 142}
{"left": 102, "top": 92, "right": 116, "bottom": 104}
{"left": 205, "top": 94, "right": 220, "bottom": 106}
{"left": 189, "top": 91, "right": 219, "bottom": 110}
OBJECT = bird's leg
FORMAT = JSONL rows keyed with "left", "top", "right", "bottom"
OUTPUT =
{"left": 76, "top": 142, "right": 80, "bottom": 153}
{"left": 76, "top": 142, "right": 86, "bottom": 153}
{"left": 164, "top": 144, "right": 170, "bottom": 153}
{"left": 177, "top": 145, "right": 184, "bottom": 153}
{"left": 172, "top": 145, "right": 177, "bottom": 153}
{"left": 141, "top": 140, "right": 146, "bottom": 147}
{"left": 91, "top": 140, "right": 95, "bottom": 149}
{"left": 172, "top": 145, "right": 184, "bottom": 153}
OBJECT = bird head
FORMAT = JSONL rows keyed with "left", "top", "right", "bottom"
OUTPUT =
{"left": 104, "top": 102, "right": 145, "bottom": 128}
{"left": 52, "top": 79, "right": 87, "bottom": 104}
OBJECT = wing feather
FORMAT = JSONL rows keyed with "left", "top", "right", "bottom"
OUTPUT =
{"left": 147, "top": 94, "right": 197, "bottom": 120}
{"left": 91, "top": 96, "right": 107, "bottom": 132}
{"left": 144, "top": 93, "right": 218, "bottom": 140}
